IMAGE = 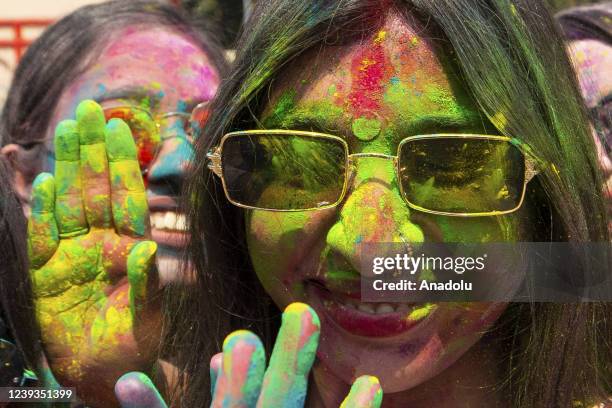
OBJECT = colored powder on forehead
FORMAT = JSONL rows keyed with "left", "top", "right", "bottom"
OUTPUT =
{"left": 352, "top": 117, "right": 381, "bottom": 141}
{"left": 263, "top": 89, "right": 297, "bottom": 127}
{"left": 347, "top": 30, "right": 393, "bottom": 118}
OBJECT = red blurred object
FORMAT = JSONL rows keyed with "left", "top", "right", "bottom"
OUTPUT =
{"left": 0, "top": 19, "right": 54, "bottom": 62}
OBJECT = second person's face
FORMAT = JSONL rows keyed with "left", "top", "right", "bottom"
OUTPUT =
{"left": 48, "top": 26, "right": 220, "bottom": 282}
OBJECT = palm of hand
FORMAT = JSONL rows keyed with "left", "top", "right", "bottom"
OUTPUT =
{"left": 33, "top": 230, "right": 138, "bottom": 381}
{"left": 28, "top": 100, "right": 159, "bottom": 407}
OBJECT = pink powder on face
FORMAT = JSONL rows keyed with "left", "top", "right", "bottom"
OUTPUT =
{"left": 347, "top": 31, "right": 394, "bottom": 118}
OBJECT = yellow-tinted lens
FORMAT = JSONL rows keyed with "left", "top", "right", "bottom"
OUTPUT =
{"left": 104, "top": 107, "right": 160, "bottom": 170}
{"left": 399, "top": 137, "right": 526, "bottom": 214}
{"left": 221, "top": 133, "right": 347, "bottom": 210}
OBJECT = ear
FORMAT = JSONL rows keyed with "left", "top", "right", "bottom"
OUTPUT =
{"left": 1, "top": 143, "right": 38, "bottom": 213}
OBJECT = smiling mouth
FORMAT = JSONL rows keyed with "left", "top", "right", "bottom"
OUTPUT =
{"left": 306, "top": 281, "right": 437, "bottom": 338}
{"left": 150, "top": 211, "right": 189, "bottom": 248}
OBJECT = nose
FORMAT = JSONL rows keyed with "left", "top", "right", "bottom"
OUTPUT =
{"left": 146, "top": 135, "right": 194, "bottom": 198}
{"left": 324, "top": 157, "right": 425, "bottom": 278}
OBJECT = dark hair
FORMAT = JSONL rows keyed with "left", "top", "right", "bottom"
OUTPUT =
{"left": 0, "top": 0, "right": 228, "bottom": 148}
{"left": 0, "top": 157, "right": 41, "bottom": 373}
{"left": 556, "top": 2, "right": 612, "bottom": 43}
{"left": 171, "top": 0, "right": 611, "bottom": 406}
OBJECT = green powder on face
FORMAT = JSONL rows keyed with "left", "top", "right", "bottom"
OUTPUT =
{"left": 407, "top": 302, "right": 437, "bottom": 321}
{"left": 352, "top": 117, "right": 381, "bottom": 141}
{"left": 262, "top": 89, "right": 297, "bottom": 128}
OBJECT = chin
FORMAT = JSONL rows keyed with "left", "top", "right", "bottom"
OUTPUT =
{"left": 302, "top": 283, "right": 507, "bottom": 393}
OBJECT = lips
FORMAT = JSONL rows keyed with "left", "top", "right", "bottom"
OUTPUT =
{"left": 307, "top": 281, "right": 436, "bottom": 338}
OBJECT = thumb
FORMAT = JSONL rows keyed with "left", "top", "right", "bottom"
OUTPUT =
{"left": 115, "top": 372, "right": 167, "bottom": 408}
{"left": 340, "top": 376, "right": 383, "bottom": 408}
{"left": 127, "top": 241, "right": 158, "bottom": 322}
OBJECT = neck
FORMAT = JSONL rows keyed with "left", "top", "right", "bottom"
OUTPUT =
{"left": 309, "top": 334, "right": 509, "bottom": 408}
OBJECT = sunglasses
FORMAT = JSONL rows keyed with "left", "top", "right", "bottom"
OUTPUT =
{"left": 206, "top": 130, "right": 540, "bottom": 217}
{"left": 103, "top": 102, "right": 210, "bottom": 173}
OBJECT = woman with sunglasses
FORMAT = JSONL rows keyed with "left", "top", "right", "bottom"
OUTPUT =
{"left": 0, "top": 1, "right": 226, "bottom": 406}
{"left": 167, "top": 0, "right": 609, "bottom": 406}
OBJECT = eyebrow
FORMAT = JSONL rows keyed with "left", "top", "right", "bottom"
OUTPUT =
{"left": 94, "top": 86, "right": 163, "bottom": 105}
{"left": 94, "top": 86, "right": 205, "bottom": 113}
{"left": 264, "top": 106, "right": 488, "bottom": 137}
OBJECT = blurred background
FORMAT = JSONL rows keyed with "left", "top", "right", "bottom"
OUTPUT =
{"left": 0, "top": 0, "right": 604, "bottom": 107}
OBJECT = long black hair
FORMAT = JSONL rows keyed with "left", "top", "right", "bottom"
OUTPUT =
{"left": 0, "top": 157, "right": 41, "bottom": 375}
{"left": 171, "top": 0, "right": 611, "bottom": 406}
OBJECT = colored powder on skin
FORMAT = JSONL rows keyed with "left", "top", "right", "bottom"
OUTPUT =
{"left": 219, "top": 330, "right": 265, "bottom": 407}
{"left": 347, "top": 31, "right": 392, "bottom": 118}
{"left": 115, "top": 372, "right": 168, "bottom": 408}
{"left": 340, "top": 376, "right": 383, "bottom": 408}
{"left": 257, "top": 303, "right": 320, "bottom": 407}
{"left": 265, "top": 89, "right": 297, "bottom": 127}
{"left": 407, "top": 302, "right": 437, "bottom": 321}
{"left": 352, "top": 117, "right": 382, "bottom": 141}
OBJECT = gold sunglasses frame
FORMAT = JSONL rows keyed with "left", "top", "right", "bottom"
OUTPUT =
{"left": 207, "top": 130, "right": 540, "bottom": 217}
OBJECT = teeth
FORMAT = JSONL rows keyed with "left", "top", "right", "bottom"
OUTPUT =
{"left": 164, "top": 212, "right": 177, "bottom": 229}
{"left": 150, "top": 212, "right": 188, "bottom": 231}
{"left": 176, "top": 214, "right": 187, "bottom": 230}
{"left": 396, "top": 303, "right": 412, "bottom": 313}
{"left": 358, "top": 304, "right": 375, "bottom": 314}
{"left": 376, "top": 303, "right": 395, "bottom": 314}
{"left": 333, "top": 298, "right": 416, "bottom": 315}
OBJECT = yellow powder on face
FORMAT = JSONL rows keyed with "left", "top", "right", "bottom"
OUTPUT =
{"left": 374, "top": 30, "right": 387, "bottom": 44}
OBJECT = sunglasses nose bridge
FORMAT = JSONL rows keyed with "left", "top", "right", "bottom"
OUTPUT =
{"left": 345, "top": 153, "right": 400, "bottom": 190}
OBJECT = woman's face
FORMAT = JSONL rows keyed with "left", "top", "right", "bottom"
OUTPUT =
{"left": 47, "top": 26, "right": 220, "bottom": 282}
{"left": 246, "top": 13, "right": 526, "bottom": 393}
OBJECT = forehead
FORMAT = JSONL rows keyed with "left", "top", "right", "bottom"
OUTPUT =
{"left": 264, "top": 10, "right": 480, "bottom": 141}
{"left": 65, "top": 26, "right": 219, "bottom": 105}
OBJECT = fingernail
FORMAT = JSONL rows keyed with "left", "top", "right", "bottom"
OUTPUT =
{"left": 54, "top": 120, "right": 79, "bottom": 161}
{"left": 115, "top": 372, "right": 167, "bottom": 408}
{"left": 31, "top": 173, "right": 55, "bottom": 214}
{"left": 105, "top": 118, "right": 137, "bottom": 160}
{"left": 76, "top": 99, "right": 105, "bottom": 144}
{"left": 280, "top": 303, "right": 320, "bottom": 375}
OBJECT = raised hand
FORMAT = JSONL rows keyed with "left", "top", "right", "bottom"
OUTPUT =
{"left": 211, "top": 303, "right": 382, "bottom": 407}
{"left": 115, "top": 303, "right": 383, "bottom": 408}
{"left": 28, "top": 100, "right": 160, "bottom": 407}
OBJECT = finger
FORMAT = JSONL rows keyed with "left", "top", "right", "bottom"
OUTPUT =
{"left": 257, "top": 303, "right": 320, "bottom": 407}
{"left": 53, "top": 119, "right": 87, "bottom": 237}
{"left": 340, "top": 376, "right": 383, "bottom": 408}
{"left": 76, "top": 99, "right": 111, "bottom": 228}
{"left": 211, "top": 331, "right": 265, "bottom": 408}
{"left": 210, "top": 352, "right": 222, "bottom": 397}
{"left": 115, "top": 372, "right": 167, "bottom": 408}
{"left": 127, "top": 241, "right": 158, "bottom": 321}
{"left": 27, "top": 173, "right": 58, "bottom": 269}
{"left": 106, "top": 118, "right": 148, "bottom": 237}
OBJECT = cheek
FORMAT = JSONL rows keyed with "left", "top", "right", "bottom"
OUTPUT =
{"left": 246, "top": 210, "right": 334, "bottom": 294}
{"left": 427, "top": 214, "right": 521, "bottom": 243}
